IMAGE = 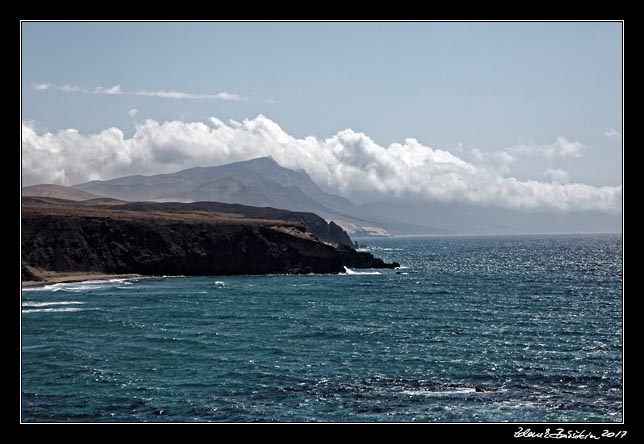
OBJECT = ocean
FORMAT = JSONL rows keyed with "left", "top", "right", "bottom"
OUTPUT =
{"left": 21, "top": 233, "right": 623, "bottom": 422}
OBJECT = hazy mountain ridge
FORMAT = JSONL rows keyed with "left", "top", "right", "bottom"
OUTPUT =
{"left": 50, "top": 156, "right": 622, "bottom": 236}
{"left": 359, "top": 200, "right": 622, "bottom": 235}
{"left": 72, "top": 156, "right": 387, "bottom": 236}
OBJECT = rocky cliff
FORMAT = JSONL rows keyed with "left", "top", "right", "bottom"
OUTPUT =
{"left": 21, "top": 199, "right": 398, "bottom": 277}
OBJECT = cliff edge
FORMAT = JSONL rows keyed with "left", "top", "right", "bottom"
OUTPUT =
{"left": 21, "top": 198, "right": 398, "bottom": 278}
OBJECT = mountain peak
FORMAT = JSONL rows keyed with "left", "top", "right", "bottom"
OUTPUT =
{"left": 242, "top": 156, "right": 317, "bottom": 183}
{"left": 247, "top": 155, "right": 279, "bottom": 166}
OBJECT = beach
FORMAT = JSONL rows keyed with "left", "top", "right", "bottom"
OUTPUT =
{"left": 22, "top": 271, "right": 141, "bottom": 288}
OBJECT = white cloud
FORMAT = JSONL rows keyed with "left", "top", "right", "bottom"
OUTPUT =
{"left": 33, "top": 81, "right": 246, "bottom": 101}
{"left": 605, "top": 128, "right": 622, "bottom": 138}
{"left": 128, "top": 108, "right": 138, "bottom": 118}
{"left": 60, "top": 84, "right": 84, "bottom": 92}
{"left": 94, "top": 84, "right": 122, "bottom": 95}
{"left": 543, "top": 168, "right": 571, "bottom": 184}
{"left": 21, "top": 116, "right": 622, "bottom": 214}
{"left": 134, "top": 89, "right": 244, "bottom": 101}
{"left": 466, "top": 137, "right": 586, "bottom": 177}
{"left": 469, "top": 148, "right": 515, "bottom": 175}
{"left": 212, "top": 92, "right": 244, "bottom": 101}
{"left": 507, "top": 137, "right": 586, "bottom": 158}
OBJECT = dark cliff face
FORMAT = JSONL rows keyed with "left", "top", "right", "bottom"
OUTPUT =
{"left": 22, "top": 215, "right": 346, "bottom": 276}
{"left": 291, "top": 215, "right": 353, "bottom": 247}
{"left": 21, "top": 202, "right": 398, "bottom": 277}
{"left": 21, "top": 263, "right": 40, "bottom": 281}
{"left": 336, "top": 246, "right": 399, "bottom": 269}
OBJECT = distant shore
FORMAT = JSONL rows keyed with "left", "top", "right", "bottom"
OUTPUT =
{"left": 22, "top": 272, "right": 142, "bottom": 288}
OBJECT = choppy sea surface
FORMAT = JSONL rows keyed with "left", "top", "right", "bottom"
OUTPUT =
{"left": 21, "top": 234, "right": 623, "bottom": 422}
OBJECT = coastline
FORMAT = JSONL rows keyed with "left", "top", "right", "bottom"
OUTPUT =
{"left": 22, "top": 272, "right": 142, "bottom": 288}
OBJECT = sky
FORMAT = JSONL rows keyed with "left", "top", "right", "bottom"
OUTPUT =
{"left": 21, "top": 21, "right": 622, "bottom": 212}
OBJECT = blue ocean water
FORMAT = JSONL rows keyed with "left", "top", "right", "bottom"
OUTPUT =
{"left": 21, "top": 234, "right": 623, "bottom": 422}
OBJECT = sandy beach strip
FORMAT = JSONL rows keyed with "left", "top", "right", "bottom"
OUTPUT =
{"left": 22, "top": 272, "right": 142, "bottom": 288}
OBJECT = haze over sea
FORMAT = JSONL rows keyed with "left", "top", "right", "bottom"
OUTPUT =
{"left": 21, "top": 233, "right": 622, "bottom": 422}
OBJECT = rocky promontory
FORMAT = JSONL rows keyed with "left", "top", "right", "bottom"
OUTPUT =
{"left": 21, "top": 197, "right": 398, "bottom": 279}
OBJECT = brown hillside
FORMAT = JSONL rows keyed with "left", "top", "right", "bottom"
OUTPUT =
{"left": 22, "top": 184, "right": 105, "bottom": 201}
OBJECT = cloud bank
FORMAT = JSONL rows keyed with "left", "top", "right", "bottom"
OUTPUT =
{"left": 542, "top": 168, "right": 571, "bottom": 184}
{"left": 507, "top": 137, "right": 586, "bottom": 158}
{"left": 33, "top": 82, "right": 245, "bottom": 101}
{"left": 21, "top": 115, "right": 622, "bottom": 213}
{"left": 467, "top": 137, "right": 587, "bottom": 176}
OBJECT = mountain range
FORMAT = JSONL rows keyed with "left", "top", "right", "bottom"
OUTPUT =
{"left": 71, "top": 156, "right": 388, "bottom": 236}
{"left": 23, "top": 157, "right": 621, "bottom": 236}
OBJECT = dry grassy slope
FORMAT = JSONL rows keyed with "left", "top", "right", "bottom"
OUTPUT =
{"left": 21, "top": 203, "right": 304, "bottom": 228}
{"left": 22, "top": 184, "right": 104, "bottom": 201}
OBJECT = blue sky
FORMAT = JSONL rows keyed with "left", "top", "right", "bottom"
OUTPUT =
{"left": 21, "top": 22, "right": 622, "bottom": 211}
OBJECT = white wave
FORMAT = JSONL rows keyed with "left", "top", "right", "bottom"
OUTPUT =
{"left": 22, "top": 276, "right": 154, "bottom": 293}
{"left": 396, "top": 266, "right": 410, "bottom": 269}
{"left": 22, "top": 301, "right": 85, "bottom": 307}
{"left": 343, "top": 267, "right": 382, "bottom": 275}
{"left": 22, "top": 307, "right": 88, "bottom": 313}
{"left": 402, "top": 387, "right": 476, "bottom": 397}
{"left": 214, "top": 281, "right": 227, "bottom": 286}
{"left": 38, "top": 280, "right": 135, "bottom": 293}
{"left": 498, "top": 400, "right": 536, "bottom": 409}
{"left": 51, "top": 284, "right": 104, "bottom": 292}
